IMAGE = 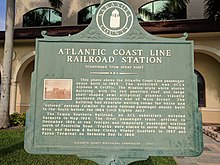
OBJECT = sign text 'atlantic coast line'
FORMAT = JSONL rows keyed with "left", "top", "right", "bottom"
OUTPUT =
{"left": 58, "top": 48, "right": 172, "bottom": 64}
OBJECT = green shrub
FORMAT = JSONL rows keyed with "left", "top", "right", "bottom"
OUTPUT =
{"left": 0, "top": 128, "right": 177, "bottom": 165}
{"left": 129, "top": 156, "right": 177, "bottom": 165}
{"left": 10, "top": 112, "right": 26, "bottom": 126}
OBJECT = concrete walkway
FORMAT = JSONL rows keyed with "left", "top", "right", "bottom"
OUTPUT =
{"left": 175, "top": 134, "right": 220, "bottom": 165}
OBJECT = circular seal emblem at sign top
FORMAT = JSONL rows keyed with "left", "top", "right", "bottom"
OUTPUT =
{"left": 96, "top": 1, "right": 133, "bottom": 37}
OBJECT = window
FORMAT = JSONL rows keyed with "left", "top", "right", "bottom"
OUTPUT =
{"left": 23, "top": 7, "right": 62, "bottom": 27}
{"left": 138, "top": 0, "right": 187, "bottom": 21}
{"left": 78, "top": 4, "right": 99, "bottom": 24}
{"left": 195, "top": 70, "right": 206, "bottom": 107}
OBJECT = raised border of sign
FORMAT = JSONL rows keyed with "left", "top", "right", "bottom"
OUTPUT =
{"left": 24, "top": 0, "right": 203, "bottom": 164}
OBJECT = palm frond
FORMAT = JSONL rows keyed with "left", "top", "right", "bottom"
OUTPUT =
{"left": 204, "top": 0, "right": 220, "bottom": 20}
{"left": 48, "top": 0, "right": 63, "bottom": 10}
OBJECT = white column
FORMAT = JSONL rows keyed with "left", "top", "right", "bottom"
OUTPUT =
{"left": 9, "top": 81, "right": 17, "bottom": 114}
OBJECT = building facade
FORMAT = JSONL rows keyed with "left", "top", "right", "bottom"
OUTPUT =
{"left": 0, "top": 0, "right": 220, "bottom": 124}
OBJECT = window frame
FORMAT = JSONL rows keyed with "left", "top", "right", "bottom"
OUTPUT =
{"left": 138, "top": 0, "right": 187, "bottom": 22}
{"left": 194, "top": 70, "right": 206, "bottom": 107}
{"left": 77, "top": 4, "right": 100, "bottom": 25}
{"left": 23, "top": 7, "right": 62, "bottom": 27}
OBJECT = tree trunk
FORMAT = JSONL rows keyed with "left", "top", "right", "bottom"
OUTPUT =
{"left": 0, "top": 0, "right": 15, "bottom": 128}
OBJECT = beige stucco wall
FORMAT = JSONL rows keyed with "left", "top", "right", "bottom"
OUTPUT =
{"left": 16, "top": 61, "right": 34, "bottom": 113}
{"left": 187, "top": 0, "right": 204, "bottom": 19}
{"left": 15, "top": 0, "right": 155, "bottom": 27}
{"left": 193, "top": 33, "right": 220, "bottom": 54}
{"left": 201, "top": 109, "right": 220, "bottom": 124}
{"left": 12, "top": 40, "right": 35, "bottom": 72}
{"left": 195, "top": 52, "right": 220, "bottom": 108}
{"left": 9, "top": 40, "right": 35, "bottom": 114}
{"left": 15, "top": 0, "right": 52, "bottom": 27}
{"left": 195, "top": 52, "right": 220, "bottom": 124}
{"left": 15, "top": 0, "right": 204, "bottom": 28}
{"left": 191, "top": 33, "right": 220, "bottom": 124}
{"left": 0, "top": 23, "right": 34, "bottom": 113}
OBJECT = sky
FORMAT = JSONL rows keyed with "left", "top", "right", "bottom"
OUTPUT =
{"left": 0, "top": 0, "right": 6, "bottom": 31}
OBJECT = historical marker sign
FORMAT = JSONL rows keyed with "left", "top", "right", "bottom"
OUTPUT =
{"left": 25, "top": 0, "right": 203, "bottom": 164}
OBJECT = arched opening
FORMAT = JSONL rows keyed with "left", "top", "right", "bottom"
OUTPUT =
{"left": 77, "top": 4, "right": 100, "bottom": 24}
{"left": 194, "top": 47, "right": 220, "bottom": 124}
{"left": 194, "top": 70, "right": 206, "bottom": 107}
{"left": 23, "top": 7, "right": 62, "bottom": 27}
{"left": 13, "top": 52, "right": 35, "bottom": 113}
{"left": 138, "top": 0, "right": 187, "bottom": 21}
{"left": 17, "top": 61, "right": 34, "bottom": 113}
{"left": 194, "top": 52, "right": 220, "bottom": 108}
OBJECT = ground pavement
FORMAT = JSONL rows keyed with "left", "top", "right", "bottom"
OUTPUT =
{"left": 175, "top": 134, "right": 220, "bottom": 165}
